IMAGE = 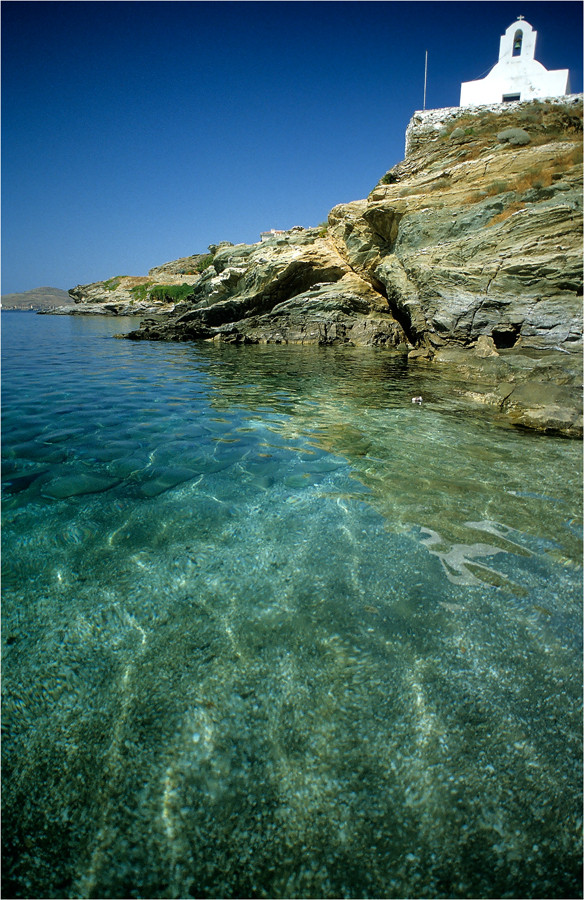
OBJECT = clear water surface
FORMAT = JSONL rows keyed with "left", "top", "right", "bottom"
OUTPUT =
{"left": 2, "top": 312, "right": 582, "bottom": 899}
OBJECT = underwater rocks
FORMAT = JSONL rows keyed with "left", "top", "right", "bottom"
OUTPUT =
{"left": 430, "top": 345, "right": 583, "bottom": 438}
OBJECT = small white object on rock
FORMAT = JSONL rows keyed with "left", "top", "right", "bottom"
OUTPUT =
{"left": 412, "top": 396, "right": 423, "bottom": 404}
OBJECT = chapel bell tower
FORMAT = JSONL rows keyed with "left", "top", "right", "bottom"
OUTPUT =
{"left": 460, "top": 17, "right": 571, "bottom": 107}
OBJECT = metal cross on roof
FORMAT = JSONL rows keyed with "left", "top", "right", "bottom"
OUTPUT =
{"left": 517, "top": 15, "right": 525, "bottom": 20}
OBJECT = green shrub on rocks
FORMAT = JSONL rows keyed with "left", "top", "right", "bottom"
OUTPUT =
{"left": 102, "top": 278, "right": 122, "bottom": 291}
{"left": 195, "top": 254, "right": 215, "bottom": 273}
{"left": 497, "top": 127, "right": 531, "bottom": 146}
{"left": 129, "top": 282, "right": 154, "bottom": 302}
{"left": 148, "top": 283, "right": 195, "bottom": 303}
{"left": 380, "top": 169, "right": 400, "bottom": 185}
{"left": 448, "top": 125, "right": 481, "bottom": 144}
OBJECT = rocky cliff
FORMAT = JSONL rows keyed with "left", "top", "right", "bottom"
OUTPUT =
{"left": 70, "top": 97, "right": 583, "bottom": 434}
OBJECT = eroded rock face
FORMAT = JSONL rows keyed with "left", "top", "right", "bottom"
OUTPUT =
{"left": 368, "top": 150, "right": 582, "bottom": 352}
{"left": 370, "top": 98, "right": 582, "bottom": 351}
{"left": 126, "top": 229, "right": 409, "bottom": 347}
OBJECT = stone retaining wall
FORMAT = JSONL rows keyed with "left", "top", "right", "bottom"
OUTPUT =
{"left": 405, "top": 93, "right": 583, "bottom": 156}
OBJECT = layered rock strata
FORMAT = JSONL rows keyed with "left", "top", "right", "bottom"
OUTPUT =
{"left": 125, "top": 232, "right": 408, "bottom": 347}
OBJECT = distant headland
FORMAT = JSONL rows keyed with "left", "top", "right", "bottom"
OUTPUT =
{"left": 1, "top": 287, "right": 74, "bottom": 311}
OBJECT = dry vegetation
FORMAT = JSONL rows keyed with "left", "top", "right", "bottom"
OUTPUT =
{"left": 486, "top": 200, "right": 527, "bottom": 227}
{"left": 378, "top": 98, "right": 582, "bottom": 190}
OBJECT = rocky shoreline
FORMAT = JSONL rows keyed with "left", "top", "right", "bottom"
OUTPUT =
{"left": 61, "top": 97, "right": 583, "bottom": 436}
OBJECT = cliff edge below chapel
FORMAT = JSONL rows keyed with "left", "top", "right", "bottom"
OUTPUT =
{"left": 69, "top": 97, "right": 583, "bottom": 435}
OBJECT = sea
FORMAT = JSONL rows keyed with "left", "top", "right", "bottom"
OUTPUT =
{"left": 2, "top": 310, "right": 582, "bottom": 899}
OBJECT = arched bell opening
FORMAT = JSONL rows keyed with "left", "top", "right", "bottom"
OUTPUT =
{"left": 512, "top": 29, "right": 523, "bottom": 56}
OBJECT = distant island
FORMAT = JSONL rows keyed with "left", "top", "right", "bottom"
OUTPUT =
{"left": 1, "top": 287, "right": 74, "bottom": 311}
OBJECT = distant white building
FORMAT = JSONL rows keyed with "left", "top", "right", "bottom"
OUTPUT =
{"left": 260, "top": 229, "right": 286, "bottom": 242}
{"left": 460, "top": 17, "right": 571, "bottom": 107}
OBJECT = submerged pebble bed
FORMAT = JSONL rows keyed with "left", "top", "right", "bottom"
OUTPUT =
{"left": 2, "top": 313, "right": 582, "bottom": 898}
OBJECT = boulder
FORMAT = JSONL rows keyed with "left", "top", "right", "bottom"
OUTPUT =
{"left": 497, "top": 127, "right": 531, "bottom": 145}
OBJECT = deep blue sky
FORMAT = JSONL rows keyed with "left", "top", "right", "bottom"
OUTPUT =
{"left": 2, "top": 1, "right": 582, "bottom": 294}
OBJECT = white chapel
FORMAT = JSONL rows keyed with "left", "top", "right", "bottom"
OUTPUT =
{"left": 460, "top": 17, "right": 571, "bottom": 107}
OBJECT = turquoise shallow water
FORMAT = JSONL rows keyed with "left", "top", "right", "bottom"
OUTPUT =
{"left": 2, "top": 311, "right": 582, "bottom": 899}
